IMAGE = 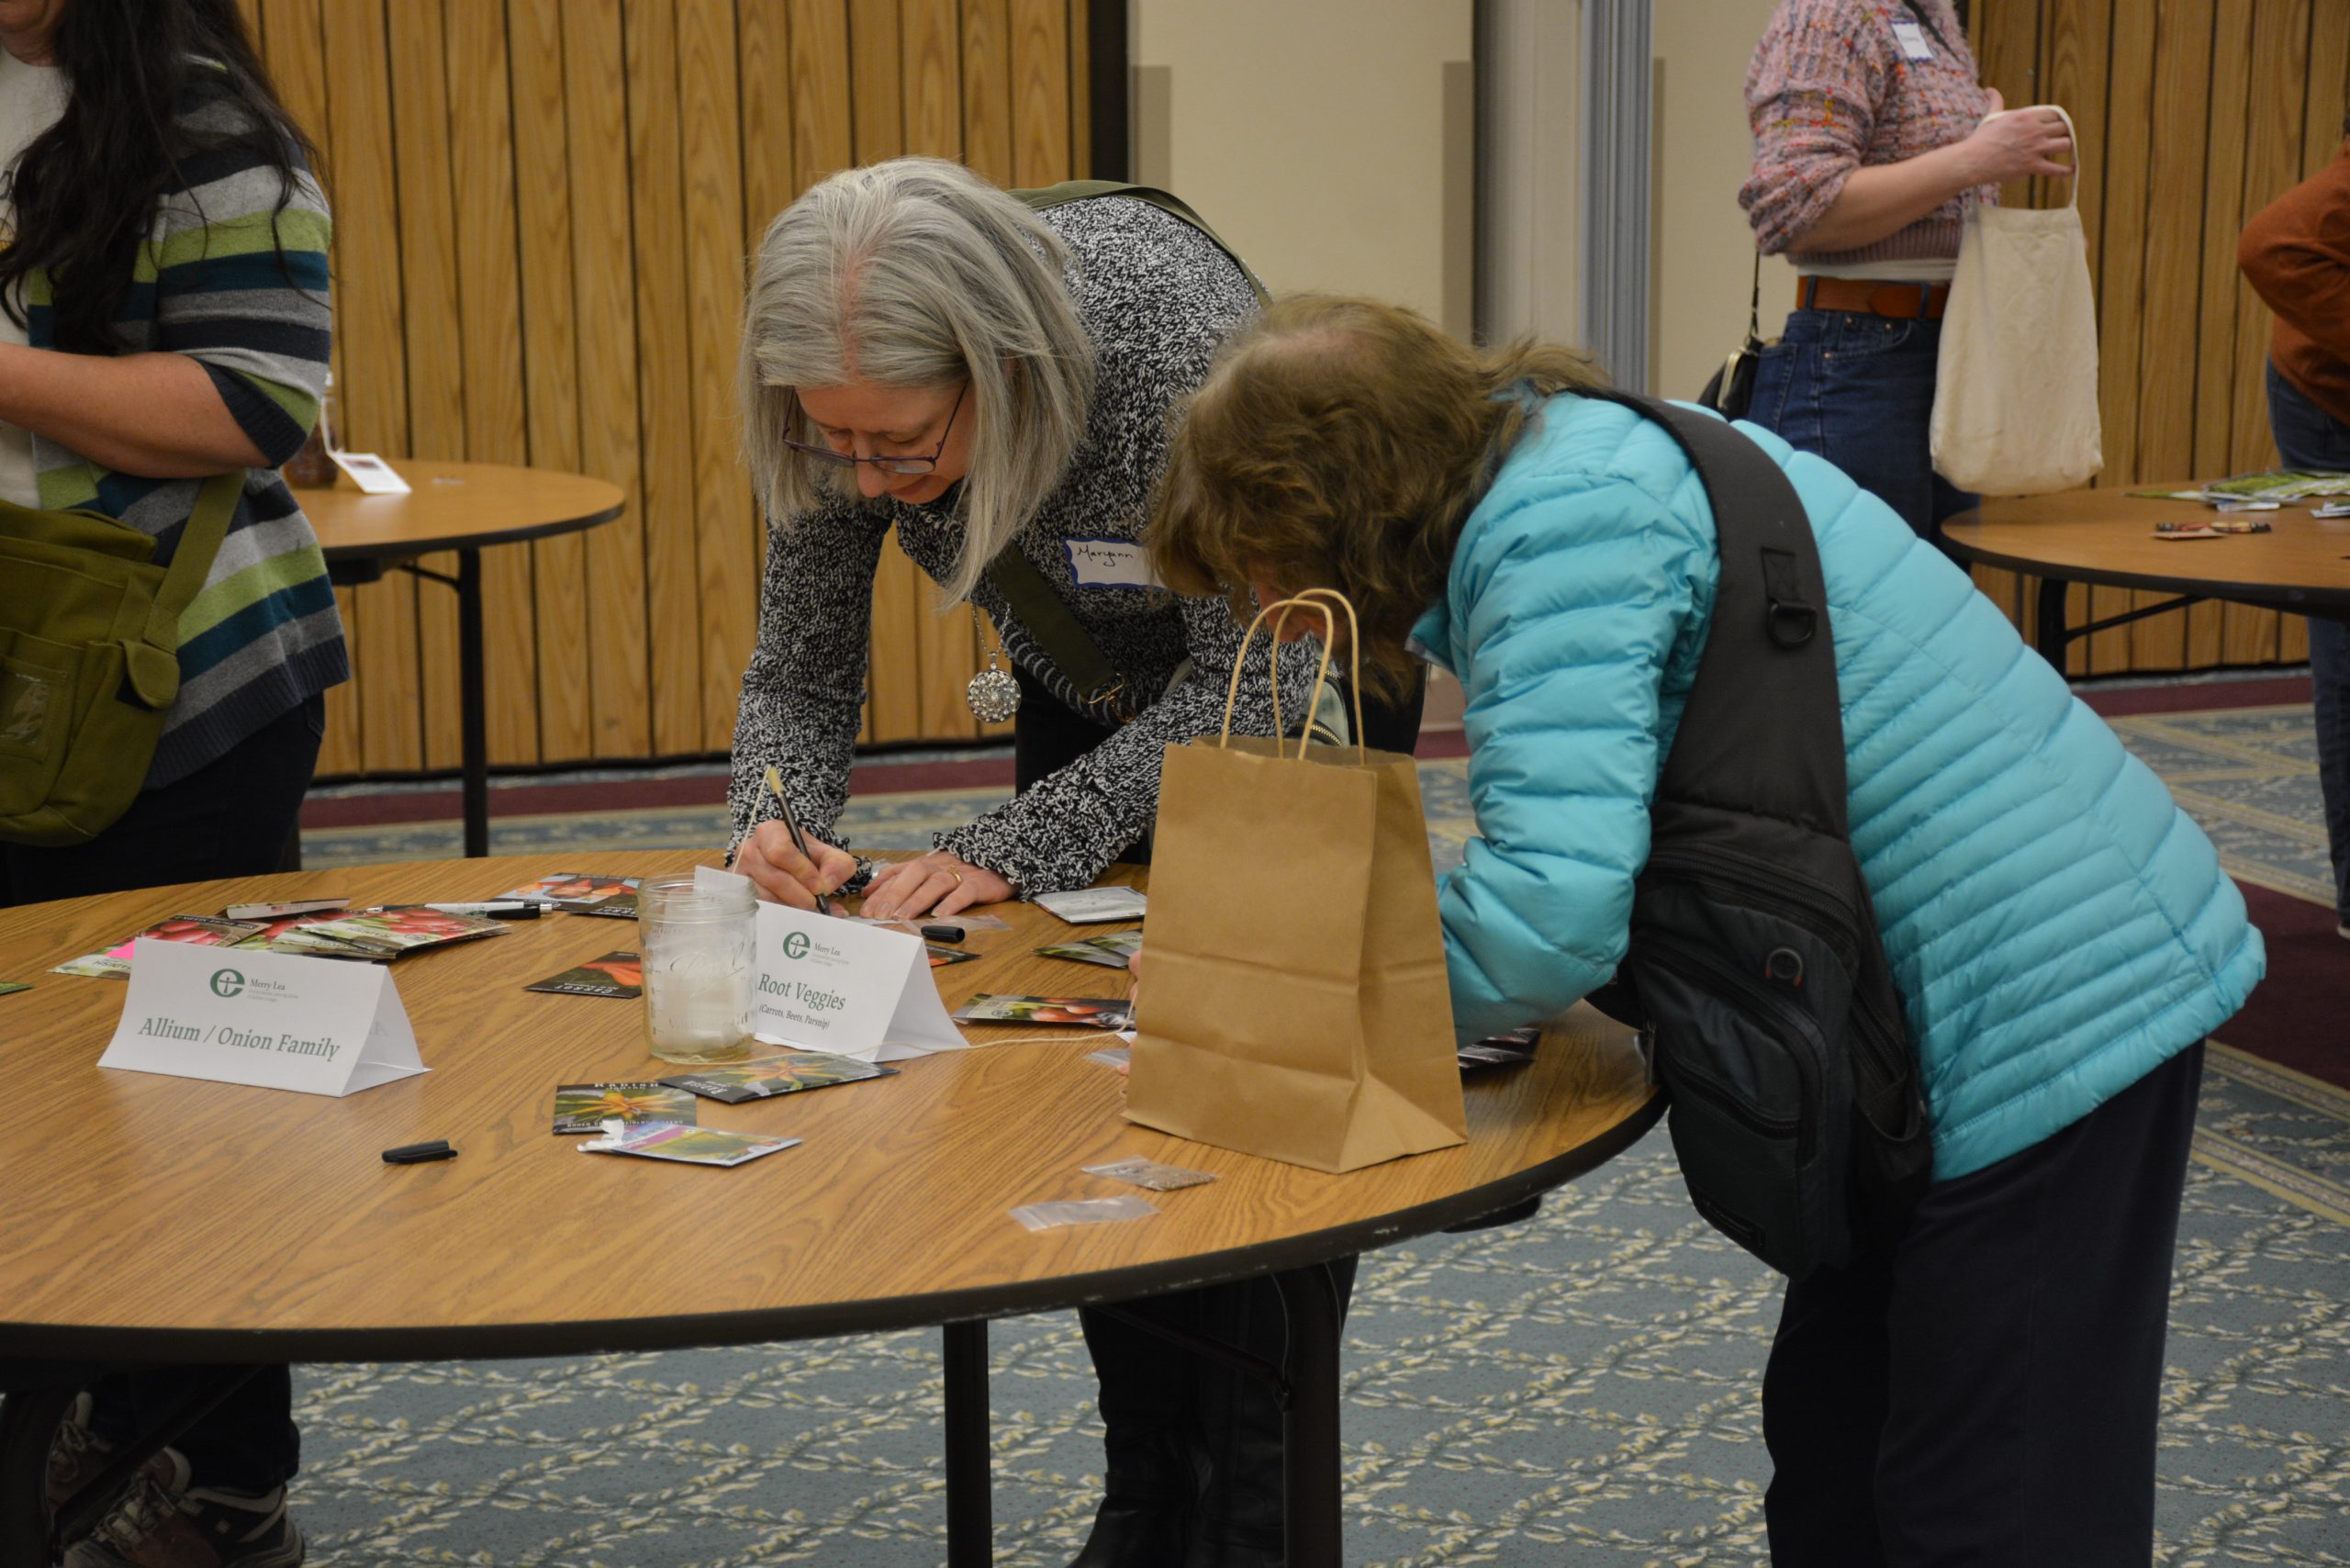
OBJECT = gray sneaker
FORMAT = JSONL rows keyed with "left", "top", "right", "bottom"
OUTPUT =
{"left": 45, "top": 1392, "right": 114, "bottom": 1512}
{"left": 62, "top": 1447, "right": 303, "bottom": 1568}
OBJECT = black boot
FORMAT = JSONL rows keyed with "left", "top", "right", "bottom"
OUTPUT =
{"left": 1182, "top": 1259, "right": 1359, "bottom": 1568}
{"left": 1070, "top": 1303, "right": 1208, "bottom": 1568}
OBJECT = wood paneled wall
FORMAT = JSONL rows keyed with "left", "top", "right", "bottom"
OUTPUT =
{"left": 236, "top": 0, "right": 1087, "bottom": 778}
{"left": 1970, "top": 0, "right": 2348, "bottom": 676}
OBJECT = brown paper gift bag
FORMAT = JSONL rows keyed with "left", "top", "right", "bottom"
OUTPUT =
{"left": 1125, "top": 591, "right": 1468, "bottom": 1173}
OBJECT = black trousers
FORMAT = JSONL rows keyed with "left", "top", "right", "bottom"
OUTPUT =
{"left": 1762, "top": 1041, "right": 2205, "bottom": 1566}
{"left": 1, "top": 693, "right": 323, "bottom": 1495}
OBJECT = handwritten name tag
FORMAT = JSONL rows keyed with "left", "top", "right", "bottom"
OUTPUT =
{"left": 1065, "top": 538, "right": 1160, "bottom": 589}
{"left": 99, "top": 939, "right": 427, "bottom": 1097}
{"left": 752, "top": 903, "right": 966, "bottom": 1062}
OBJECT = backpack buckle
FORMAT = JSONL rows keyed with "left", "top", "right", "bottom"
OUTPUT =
{"left": 1760, "top": 548, "right": 1817, "bottom": 648}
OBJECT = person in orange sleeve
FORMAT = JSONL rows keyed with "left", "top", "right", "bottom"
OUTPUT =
{"left": 2240, "top": 108, "right": 2350, "bottom": 940}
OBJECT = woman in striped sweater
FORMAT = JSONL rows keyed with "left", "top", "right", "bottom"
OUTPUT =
{"left": 0, "top": 1, "right": 338, "bottom": 1563}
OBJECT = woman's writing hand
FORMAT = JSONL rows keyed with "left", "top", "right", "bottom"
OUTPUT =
{"left": 736, "top": 823, "right": 858, "bottom": 911}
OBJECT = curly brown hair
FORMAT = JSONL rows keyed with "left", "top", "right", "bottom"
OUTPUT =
{"left": 1148, "top": 296, "right": 1606, "bottom": 697}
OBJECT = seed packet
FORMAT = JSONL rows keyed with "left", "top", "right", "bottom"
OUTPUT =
{"left": 1032, "top": 887, "right": 1147, "bottom": 924}
{"left": 580, "top": 1122, "right": 800, "bottom": 1167}
{"left": 1460, "top": 1026, "right": 1539, "bottom": 1070}
{"left": 230, "top": 913, "right": 380, "bottom": 959}
{"left": 1036, "top": 931, "right": 1145, "bottom": 969}
{"left": 925, "top": 943, "right": 981, "bottom": 968}
{"left": 954, "top": 993, "right": 1135, "bottom": 1030}
{"left": 222, "top": 898, "right": 349, "bottom": 922}
{"left": 272, "top": 905, "right": 509, "bottom": 958}
{"left": 1086, "top": 1047, "right": 1132, "bottom": 1071}
{"left": 1010, "top": 1195, "right": 1158, "bottom": 1231}
{"left": 53, "top": 914, "right": 268, "bottom": 978}
{"left": 495, "top": 872, "right": 641, "bottom": 917}
{"left": 1083, "top": 1157, "right": 1215, "bottom": 1192}
{"left": 0, "top": 980, "right": 28, "bottom": 998}
{"left": 659, "top": 1048, "right": 897, "bottom": 1103}
{"left": 553, "top": 1081, "right": 697, "bottom": 1135}
{"left": 526, "top": 951, "right": 644, "bottom": 998}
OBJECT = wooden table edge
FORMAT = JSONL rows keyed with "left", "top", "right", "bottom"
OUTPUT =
{"left": 0, "top": 1092, "right": 1663, "bottom": 1367}
{"left": 314, "top": 491, "right": 626, "bottom": 566}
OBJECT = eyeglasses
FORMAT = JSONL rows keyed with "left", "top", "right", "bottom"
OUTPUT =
{"left": 781, "top": 383, "right": 967, "bottom": 476}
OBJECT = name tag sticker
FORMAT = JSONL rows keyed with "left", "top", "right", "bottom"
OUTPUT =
{"left": 1064, "top": 538, "right": 1160, "bottom": 589}
{"left": 99, "top": 939, "right": 426, "bottom": 1097}
{"left": 1890, "top": 18, "right": 1933, "bottom": 60}
{"left": 752, "top": 903, "right": 966, "bottom": 1062}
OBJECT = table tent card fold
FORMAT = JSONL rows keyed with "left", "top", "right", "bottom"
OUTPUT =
{"left": 751, "top": 902, "right": 965, "bottom": 1062}
{"left": 99, "top": 939, "right": 427, "bottom": 1096}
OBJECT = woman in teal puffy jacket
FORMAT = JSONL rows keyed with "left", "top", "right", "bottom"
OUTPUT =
{"left": 1148, "top": 296, "right": 2263, "bottom": 1564}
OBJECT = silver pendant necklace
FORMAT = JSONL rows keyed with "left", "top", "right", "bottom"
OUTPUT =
{"left": 966, "top": 612, "right": 1020, "bottom": 722}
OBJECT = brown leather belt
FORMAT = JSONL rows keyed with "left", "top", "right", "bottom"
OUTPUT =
{"left": 1796, "top": 275, "right": 1951, "bottom": 319}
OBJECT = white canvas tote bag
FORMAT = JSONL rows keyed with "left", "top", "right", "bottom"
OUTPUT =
{"left": 1930, "top": 106, "right": 2103, "bottom": 495}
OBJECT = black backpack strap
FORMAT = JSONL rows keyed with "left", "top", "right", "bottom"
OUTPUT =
{"left": 1012, "top": 180, "right": 1271, "bottom": 305}
{"left": 1573, "top": 391, "right": 1849, "bottom": 837}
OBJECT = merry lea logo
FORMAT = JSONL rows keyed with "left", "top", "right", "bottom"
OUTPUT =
{"left": 209, "top": 968, "right": 246, "bottom": 999}
{"left": 781, "top": 932, "right": 811, "bottom": 961}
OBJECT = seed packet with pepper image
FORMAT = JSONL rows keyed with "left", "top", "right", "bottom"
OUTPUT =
{"left": 272, "top": 905, "right": 509, "bottom": 958}
{"left": 553, "top": 1081, "right": 698, "bottom": 1135}
{"left": 660, "top": 1047, "right": 898, "bottom": 1103}
{"left": 526, "top": 951, "right": 644, "bottom": 998}
{"left": 952, "top": 994, "right": 1135, "bottom": 1030}
{"left": 53, "top": 914, "right": 268, "bottom": 978}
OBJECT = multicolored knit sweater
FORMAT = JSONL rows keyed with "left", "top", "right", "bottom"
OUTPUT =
{"left": 21, "top": 84, "right": 344, "bottom": 786}
{"left": 1739, "top": 0, "right": 1995, "bottom": 265}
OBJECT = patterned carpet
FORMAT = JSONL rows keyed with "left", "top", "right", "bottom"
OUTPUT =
{"left": 261, "top": 703, "right": 2349, "bottom": 1564}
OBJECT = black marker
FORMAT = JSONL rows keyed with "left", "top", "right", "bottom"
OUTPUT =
{"left": 382, "top": 1139, "right": 456, "bottom": 1164}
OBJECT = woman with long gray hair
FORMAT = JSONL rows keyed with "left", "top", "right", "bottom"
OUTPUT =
{"left": 730, "top": 156, "right": 1416, "bottom": 1566}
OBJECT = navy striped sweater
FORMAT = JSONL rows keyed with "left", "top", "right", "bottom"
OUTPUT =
{"left": 23, "top": 90, "right": 345, "bottom": 786}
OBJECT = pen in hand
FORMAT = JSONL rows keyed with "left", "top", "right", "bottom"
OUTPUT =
{"left": 764, "top": 764, "right": 834, "bottom": 916}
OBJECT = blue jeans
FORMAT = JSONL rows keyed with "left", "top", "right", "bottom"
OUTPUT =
{"left": 2265, "top": 362, "right": 2350, "bottom": 924}
{"left": 1749, "top": 306, "right": 1975, "bottom": 544}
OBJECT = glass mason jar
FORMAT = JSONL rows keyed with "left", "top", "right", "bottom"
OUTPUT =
{"left": 638, "top": 874, "right": 755, "bottom": 1064}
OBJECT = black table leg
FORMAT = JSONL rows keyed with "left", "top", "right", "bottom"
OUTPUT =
{"left": 1275, "top": 1264, "right": 1345, "bottom": 1568}
{"left": 2033, "top": 573, "right": 2072, "bottom": 668}
{"left": 943, "top": 1320, "right": 991, "bottom": 1567}
{"left": 457, "top": 548, "right": 488, "bottom": 858}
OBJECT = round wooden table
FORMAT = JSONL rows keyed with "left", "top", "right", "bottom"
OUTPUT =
{"left": 1942, "top": 487, "right": 2350, "bottom": 663}
{"left": 301, "top": 462, "right": 627, "bottom": 857}
{"left": 0, "top": 852, "right": 1660, "bottom": 1567}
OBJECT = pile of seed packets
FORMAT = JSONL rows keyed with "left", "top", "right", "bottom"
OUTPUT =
{"left": 50, "top": 905, "right": 508, "bottom": 977}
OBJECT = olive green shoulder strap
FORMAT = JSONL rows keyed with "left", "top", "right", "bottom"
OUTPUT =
{"left": 1012, "top": 180, "right": 1270, "bottom": 305}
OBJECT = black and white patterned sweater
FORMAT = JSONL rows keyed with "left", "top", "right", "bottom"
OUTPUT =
{"left": 727, "top": 197, "right": 1319, "bottom": 894}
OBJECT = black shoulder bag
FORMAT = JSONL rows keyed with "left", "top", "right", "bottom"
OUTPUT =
{"left": 1583, "top": 392, "right": 1932, "bottom": 1279}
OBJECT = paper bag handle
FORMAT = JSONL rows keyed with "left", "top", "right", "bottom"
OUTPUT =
{"left": 1217, "top": 588, "right": 1370, "bottom": 763}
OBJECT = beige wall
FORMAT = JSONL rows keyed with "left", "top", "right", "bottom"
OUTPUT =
{"left": 1133, "top": 0, "right": 1474, "bottom": 330}
{"left": 1651, "top": 0, "right": 1795, "bottom": 400}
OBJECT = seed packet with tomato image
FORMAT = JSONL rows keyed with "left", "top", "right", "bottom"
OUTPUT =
{"left": 526, "top": 950, "right": 644, "bottom": 998}
{"left": 553, "top": 1081, "right": 698, "bottom": 1136}
{"left": 952, "top": 993, "right": 1135, "bottom": 1031}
